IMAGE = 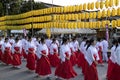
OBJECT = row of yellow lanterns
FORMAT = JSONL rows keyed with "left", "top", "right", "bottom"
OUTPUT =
{"left": 33, "top": 20, "right": 120, "bottom": 29}
{"left": 0, "top": 24, "right": 31, "bottom": 30}
{"left": 0, "top": 0, "right": 119, "bottom": 21}
{"left": 0, "top": 7, "right": 119, "bottom": 26}
{"left": 0, "top": 16, "right": 52, "bottom": 26}
{"left": 0, "top": 20, "right": 119, "bottom": 30}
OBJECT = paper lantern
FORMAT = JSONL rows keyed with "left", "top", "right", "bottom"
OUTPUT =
{"left": 97, "top": 11, "right": 102, "bottom": 19}
{"left": 97, "top": 21, "right": 101, "bottom": 28}
{"left": 93, "top": 22, "right": 97, "bottom": 28}
{"left": 107, "top": 9, "right": 111, "bottom": 17}
{"left": 63, "top": 6, "right": 67, "bottom": 13}
{"left": 76, "top": 5, "right": 79, "bottom": 12}
{"left": 114, "top": 0, "right": 119, "bottom": 6}
{"left": 87, "top": 3, "right": 91, "bottom": 10}
{"left": 83, "top": 3, "right": 87, "bottom": 10}
{"left": 84, "top": 22, "right": 89, "bottom": 28}
{"left": 72, "top": 6, "right": 76, "bottom": 12}
{"left": 71, "top": 14, "right": 75, "bottom": 20}
{"left": 102, "top": 10, "right": 106, "bottom": 18}
{"left": 69, "top": 6, "right": 73, "bottom": 12}
{"left": 109, "top": 0, "right": 113, "bottom": 7}
{"left": 89, "top": 12, "right": 93, "bottom": 19}
{"left": 68, "top": 14, "right": 72, "bottom": 20}
{"left": 95, "top": 1, "right": 100, "bottom": 9}
{"left": 75, "top": 14, "right": 78, "bottom": 20}
{"left": 117, "top": 8, "right": 120, "bottom": 16}
{"left": 91, "top": 2, "right": 94, "bottom": 10}
{"left": 79, "top": 4, "right": 83, "bottom": 11}
{"left": 78, "top": 13, "right": 81, "bottom": 20}
{"left": 100, "top": 1, "right": 104, "bottom": 9}
{"left": 77, "top": 22, "right": 81, "bottom": 28}
{"left": 81, "top": 13, "right": 85, "bottom": 20}
{"left": 65, "top": 14, "right": 69, "bottom": 20}
{"left": 81, "top": 22, "right": 84, "bottom": 28}
{"left": 112, "top": 20, "right": 116, "bottom": 28}
{"left": 89, "top": 22, "right": 93, "bottom": 29}
{"left": 106, "top": 20, "right": 110, "bottom": 27}
{"left": 117, "top": 20, "right": 120, "bottom": 26}
{"left": 112, "top": 8, "right": 117, "bottom": 16}
{"left": 102, "top": 21, "right": 106, "bottom": 28}
{"left": 105, "top": 0, "right": 109, "bottom": 8}
{"left": 93, "top": 12, "right": 96, "bottom": 19}
{"left": 85, "top": 13, "right": 89, "bottom": 19}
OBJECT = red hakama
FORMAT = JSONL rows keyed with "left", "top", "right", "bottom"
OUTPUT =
{"left": 70, "top": 48, "right": 77, "bottom": 66}
{"left": 26, "top": 48, "right": 36, "bottom": 70}
{"left": 3, "top": 47, "right": 12, "bottom": 65}
{"left": 12, "top": 47, "right": 21, "bottom": 66}
{"left": 49, "top": 49, "right": 60, "bottom": 67}
{"left": 22, "top": 48, "right": 27, "bottom": 59}
{"left": 98, "top": 46, "right": 103, "bottom": 64}
{"left": 84, "top": 62, "right": 98, "bottom": 80}
{"left": 0, "top": 45, "right": 2, "bottom": 61}
{"left": 36, "top": 50, "right": 51, "bottom": 76}
{"left": 55, "top": 52, "right": 77, "bottom": 79}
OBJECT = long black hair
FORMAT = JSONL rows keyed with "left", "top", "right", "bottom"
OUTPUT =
{"left": 62, "top": 37, "right": 68, "bottom": 45}
{"left": 112, "top": 39, "right": 118, "bottom": 51}
{"left": 86, "top": 38, "right": 94, "bottom": 50}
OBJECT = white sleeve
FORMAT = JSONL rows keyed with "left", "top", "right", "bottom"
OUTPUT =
{"left": 36, "top": 46, "right": 42, "bottom": 59}
{"left": 11, "top": 45, "right": 15, "bottom": 54}
{"left": 60, "top": 47, "right": 66, "bottom": 62}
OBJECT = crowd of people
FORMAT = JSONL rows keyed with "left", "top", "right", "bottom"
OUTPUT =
{"left": 0, "top": 35, "right": 120, "bottom": 80}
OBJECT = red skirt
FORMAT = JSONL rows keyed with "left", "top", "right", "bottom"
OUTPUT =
{"left": 26, "top": 53, "right": 36, "bottom": 70}
{"left": 0, "top": 50, "right": 2, "bottom": 61}
{"left": 35, "top": 56, "right": 51, "bottom": 76}
{"left": 84, "top": 62, "right": 98, "bottom": 80}
{"left": 22, "top": 48, "right": 27, "bottom": 59}
{"left": 70, "top": 52, "right": 77, "bottom": 66}
{"left": 109, "top": 63, "right": 120, "bottom": 80}
{"left": 98, "top": 51, "right": 103, "bottom": 64}
{"left": 55, "top": 60, "right": 77, "bottom": 79}
{"left": 107, "top": 59, "right": 115, "bottom": 79}
{"left": 2, "top": 51, "right": 12, "bottom": 65}
{"left": 49, "top": 53, "right": 60, "bottom": 67}
{"left": 12, "top": 53, "right": 21, "bottom": 66}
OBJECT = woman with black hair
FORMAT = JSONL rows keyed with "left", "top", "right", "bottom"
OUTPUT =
{"left": 49, "top": 38, "right": 60, "bottom": 67}
{"left": 55, "top": 37, "right": 77, "bottom": 80}
{"left": 107, "top": 39, "right": 118, "bottom": 80}
{"left": 35, "top": 37, "right": 51, "bottom": 79}
{"left": 12, "top": 37, "right": 22, "bottom": 68}
{"left": 26, "top": 36, "right": 36, "bottom": 71}
{"left": 1, "top": 37, "right": 12, "bottom": 65}
{"left": 109, "top": 37, "right": 120, "bottom": 80}
{"left": 84, "top": 39, "right": 99, "bottom": 80}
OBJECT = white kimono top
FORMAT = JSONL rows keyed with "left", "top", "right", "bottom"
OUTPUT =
{"left": 114, "top": 44, "right": 120, "bottom": 65}
{"left": 2, "top": 42, "right": 11, "bottom": 54}
{"left": 50, "top": 43, "right": 58, "bottom": 55}
{"left": 85, "top": 45, "right": 99, "bottom": 65}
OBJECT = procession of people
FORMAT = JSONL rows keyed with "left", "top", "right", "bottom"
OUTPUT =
{"left": 0, "top": 35, "right": 120, "bottom": 80}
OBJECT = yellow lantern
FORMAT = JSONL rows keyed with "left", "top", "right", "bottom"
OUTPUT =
{"left": 76, "top": 5, "right": 79, "bottom": 12}
{"left": 114, "top": 0, "right": 119, "bottom": 6}
{"left": 77, "top": 22, "right": 81, "bottom": 28}
{"left": 102, "top": 21, "right": 106, "bottom": 28}
{"left": 98, "top": 11, "right": 102, "bottom": 19}
{"left": 112, "top": 20, "right": 116, "bottom": 28}
{"left": 105, "top": 0, "right": 109, "bottom": 8}
{"left": 117, "top": 8, "right": 120, "bottom": 16}
{"left": 81, "top": 22, "right": 84, "bottom": 28}
{"left": 71, "top": 14, "right": 75, "bottom": 20}
{"left": 87, "top": 3, "right": 91, "bottom": 10}
{"left": 78, "top": 13, "right": 81, "bottom": 20}
{"left": 112, "top": 8, "right": 117, "bottom": 16}
{"left": 93, "top": 12, "right": 96, "bottom": 19}
{"left": 85, "top": 13, "right": 89, "bottom": 19}
{"left": 109, "top": 0, "right": 113, "bottom": 7}
{"left": 89, "top": 22, "right": 93, "bottom": 29}
{"left": 117, "top": 20, "right": 120, "bottom": 26}
{"left": 107, "top": 9, "right": 111, "bottom": 17}
{"left": 89, "top": 12, "right": 93, "bottom": 19}
{"left": 91, "top": 2, "right": 94, "bottom": 10}
{"left": 84, "top": 22, "right": 89, "bottom": 28}
{"left": 68, "top": 14, "right": 72, "bottom": 20}
{"left": 93, "top": 22, "right": 97, "bottom": 29}
{"left": 69, "top": 6, "right": 72, "bottom": 12}
{"left": 95, "top": 1, "right": 100, "bottom": 9}
{"left": 100, "top": 1, "right": 104, "bottom": 9}
{"left": 81, "top": 13, "right": 85, "bottom": 20}
{"left": 102, "top": 10, "right": 106, "bottom": 18}
{"left": 97, "top": 21, "right": 101, "bottom": 29}
{"left": 79, "top": 4, "right": 83, "bottom": 11}
{"left": 83, "top": 3, "right": 87, "bottom": 10}
{"left": 72, "top": 6, "right": 76, "bottom": 12}
{"left": 75, "top": 14, "right": 78, "bottom": 20}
